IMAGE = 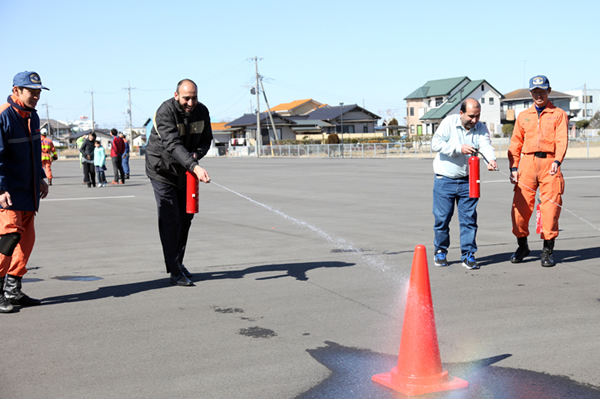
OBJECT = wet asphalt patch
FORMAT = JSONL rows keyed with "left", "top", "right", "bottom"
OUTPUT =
{"left": 295, "top": 341, "right": 600, "bottom": 399}
{"left": 52, "top": 275, "right": 103, "bottom": 281}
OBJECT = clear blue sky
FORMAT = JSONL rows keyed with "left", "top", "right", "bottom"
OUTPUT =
{"left": 1, "top": 0, "right": 597, "bottom": 130}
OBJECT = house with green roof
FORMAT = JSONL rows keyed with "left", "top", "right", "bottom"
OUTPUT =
{"left": 405, "top": 77, "right": 503, "bottom": 137}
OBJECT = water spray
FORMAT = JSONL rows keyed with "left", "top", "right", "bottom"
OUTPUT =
{"left": 210, "top": 181, "right": 396, "bottom": 274}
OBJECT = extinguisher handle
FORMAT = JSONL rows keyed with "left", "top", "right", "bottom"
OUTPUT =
{"left": 473, "top": 150, "right": 499, "bottom": 171}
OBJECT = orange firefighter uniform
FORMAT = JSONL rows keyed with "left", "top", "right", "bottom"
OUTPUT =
{"left": 41, "top": 132, "right": 57, "bottom": 183}
{"left": 508, "top": 101, "right": 568, "bottom": 240}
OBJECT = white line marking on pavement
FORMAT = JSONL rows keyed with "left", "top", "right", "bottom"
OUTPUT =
{"left": 42, "top": 195, "right": 135, "bottom": 202}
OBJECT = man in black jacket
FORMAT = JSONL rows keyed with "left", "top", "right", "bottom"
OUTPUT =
{"left": 146, "top": 79, "right": 212, "bottom": 286}
{"left": 79, "top": 132, "right": 96, "bottom": 188}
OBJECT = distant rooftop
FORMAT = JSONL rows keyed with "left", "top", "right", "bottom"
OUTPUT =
{"left": 405, "top": 76, "right": 469, "bottom": 100}
{"left": 502, "top": 89, "right": 572, "bottom": 101}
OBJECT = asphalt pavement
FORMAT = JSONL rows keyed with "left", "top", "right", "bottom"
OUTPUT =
{"left": 1, "top": 156, "right": 599, "bottom": 399}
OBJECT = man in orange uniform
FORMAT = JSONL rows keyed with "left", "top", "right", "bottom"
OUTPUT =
{"left": 0, "top": 72, "right": 50, "bottom": 313}
{"left": 508, "top": 75, "right": 568, "bottom": 267}
{"left": 40, "top": 128, "right": 58, "bottom": 185}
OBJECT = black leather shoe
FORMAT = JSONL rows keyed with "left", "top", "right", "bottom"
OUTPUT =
{"left": 510, "top": 237, "right": 530, "bottom": 263}
{"left": 169, "top": 274, "right": 194, "bottom": 286}
{"left": 541, "top": 251, "right": 555, "bottom": 267}
{"left": 510, "top": 246, "right": 530, "bottom": 263}
{"left": 0, "top": 295, "right": 14, "bottom": 313}
{"left": 541, "top": 239, "right": 556, "bottom": 267}
{"left": 8, "top": 294, "right": 41, "bottom": 306}
{"left": 180, "top": 265, "right": 192, "bottom": 278}
{"left": 4, "top": 275, "right": 41, "bottom": 306}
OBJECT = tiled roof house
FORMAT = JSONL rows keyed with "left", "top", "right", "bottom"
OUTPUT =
{"left": 405, "top": 77, "right": 503, "bottom": 136}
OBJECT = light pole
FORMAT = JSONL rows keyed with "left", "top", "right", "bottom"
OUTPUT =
{"left": 339, "top": 102, "right": 344, "bottom": 158}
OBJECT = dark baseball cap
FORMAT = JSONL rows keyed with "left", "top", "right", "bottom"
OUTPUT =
{"left": 529, "top": 75, "right": 549, "bottom": 91}
{"left": 13, "top": 71, "right": 49, "bottom": 90}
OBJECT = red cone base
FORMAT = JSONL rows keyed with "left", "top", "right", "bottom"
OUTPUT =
{"left": 372, "top": 245, "right": 469, "bottom": 396}
{"left": 372, "top": 366, "right": 468, "bottom": 396}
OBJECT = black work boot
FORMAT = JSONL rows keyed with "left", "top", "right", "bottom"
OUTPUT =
{"left": 4, "top": 275, "right": 41, "bottom": 306}
{"left": 0, "top": 276, "right": 14, "bottom": 313}
{"left": 510, "top": 237, "right": 530, "bottom": 263}
{"left": 541, "top": 239, "right": 556, "bottom": 267}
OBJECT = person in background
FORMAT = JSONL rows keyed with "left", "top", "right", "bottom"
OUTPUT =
{"left": 508, "top": 75, "right": 568, "bottom": 267}
{"left": 110, "top": 128, "right": 125, "bottom": 184}
{"left": 119, "top": 132, "right": 130, "bottom": 179}
{"left": 79, "top": 132, "right": 96, "bottom": 188}
{"left": 76, "top": 133, "right": 86, "bottom": 184}
{"left": 0, "top": 71, "right": 50, "bottom": 312}
{"left": 94, "top": 140, "right": 107, "bottom": 187}
{"left": 40, "top": 128, "right": 58, "bottom": 185}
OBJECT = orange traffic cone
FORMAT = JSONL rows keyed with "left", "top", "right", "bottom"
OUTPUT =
{"left": 372, "top": 245, "right": 468, "bottom": 396}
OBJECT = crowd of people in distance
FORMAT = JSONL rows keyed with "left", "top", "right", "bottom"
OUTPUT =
{"left": 78, "top": 129, "right": 130, "bottom": 188}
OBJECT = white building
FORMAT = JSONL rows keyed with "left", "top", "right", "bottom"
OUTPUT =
{"left": 69, "top": 116, "right": 96, "bottom": 132}
{"left": 564, "top": 88, "right": 600, "bottom": 121}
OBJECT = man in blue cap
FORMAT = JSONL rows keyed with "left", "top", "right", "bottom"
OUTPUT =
{"left": 0, "top": 71, "right": 50, "bottom": 313}
{"left": 508, "top": 75, "right": 568, "bottom": 267}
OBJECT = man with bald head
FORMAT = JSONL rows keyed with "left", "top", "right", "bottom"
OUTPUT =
{"left": 431, "top": 98, "right": 497, "bottom": 270}
{"left": 146, "top": 79, "right": 212, "bottom": 286}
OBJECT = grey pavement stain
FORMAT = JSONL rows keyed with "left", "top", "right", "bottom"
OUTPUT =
{"left": 238, "top": 326, "right": 277, "bottom": 339}
{"left": 212, "top": 306, "right": 245, "bottom": 314}
{"left": 296, "top": 341, "right": 600, "bottom": 399}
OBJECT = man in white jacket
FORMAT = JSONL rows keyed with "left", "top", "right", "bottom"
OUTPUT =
{"left": 431, "top": 98, "right": 497, "bottom": 270}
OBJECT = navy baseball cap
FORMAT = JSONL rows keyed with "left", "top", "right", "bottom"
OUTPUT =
{"left": 13, "top": 71, "right": 49, "bottom": 90}
{"left": 529, "top": 75, "right": 549, "bottom": 91}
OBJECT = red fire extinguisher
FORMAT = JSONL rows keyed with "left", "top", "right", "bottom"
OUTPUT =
{"left": 186, "top": 171, "right": 199, "bottom": 214}
{"left": 468, "top": 154, "right": 480, "bottom": 198}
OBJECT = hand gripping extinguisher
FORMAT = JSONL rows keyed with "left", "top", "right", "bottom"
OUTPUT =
{"left": 186, "top": 171, "right": 199, "bottom": 214}
{"left": 468, "top": 151, "right": 480, "bottom": 198}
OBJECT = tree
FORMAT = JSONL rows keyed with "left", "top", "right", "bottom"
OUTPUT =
{"left": 576, "top": 120, "right": 590, "bottom": 130}
{"left": 327, "top": 133, "right": 340, "bottom": 144}
{"left": 502, "top": 123, "right": 514, "bottom": 137}
{"left": 587, "top": 111, "right": 600, "bottom": 129}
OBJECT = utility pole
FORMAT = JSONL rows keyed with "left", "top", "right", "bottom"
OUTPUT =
{"left": 123, "top": 82, "right": 136, "bottom": 145}
{"left": 85, "top": 88, "right": 95, "bottom": 133}
{"left": 259, "top": 77, "right": 279, "bottom": 141}
{"left": 44, "top": 101, "right": 51, "bottom": 136}
{"left": 584, "top": 83, "right": 588, "bottom": 121}
{"left": 340, "top": 103, "right": 344, "bottom": 158}
{"left": 248, "top": 56, "right": 263, "bottom": 156}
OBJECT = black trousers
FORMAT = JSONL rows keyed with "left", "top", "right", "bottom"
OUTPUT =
{"left": 151, "top": 179, "right": 195, "bottom": 276}
{"left": 82, "top": 162, "right": 96, "bottom": 185}
{"left": 112, "top": 155, "right": 125, "bottom": 183}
